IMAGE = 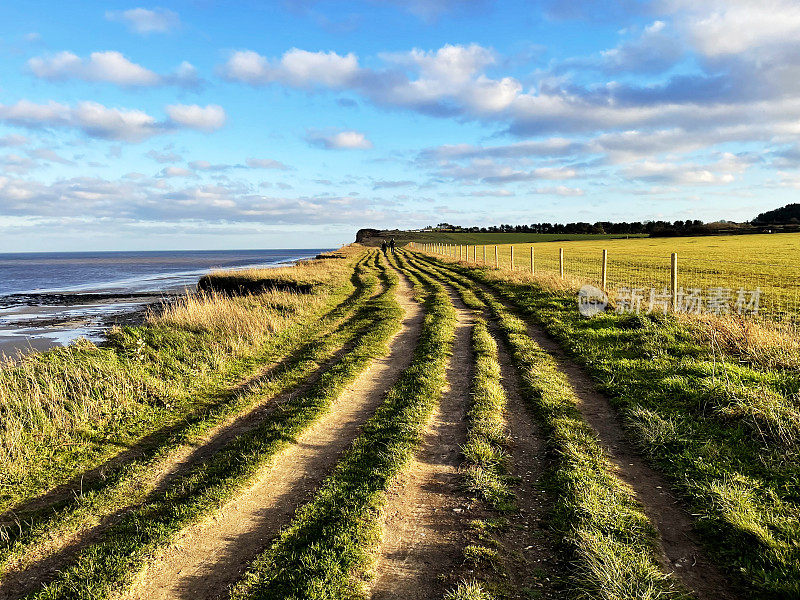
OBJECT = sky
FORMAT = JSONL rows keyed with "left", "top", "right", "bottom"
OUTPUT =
{"left": 1, "top": 0, "right": 800, "bottom": 251}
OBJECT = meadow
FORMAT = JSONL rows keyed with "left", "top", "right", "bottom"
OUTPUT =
{"left": 418, "top": 233, "right": 800, "bottom": 321}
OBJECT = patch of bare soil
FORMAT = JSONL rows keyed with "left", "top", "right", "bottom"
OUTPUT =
{"left": 120, "top": 273, "right": 424, "bottom": 600}
{"left": 0, "top": 278, "right": 387, "bottom": 596}
{"left": 368, "top": 284, "right": 474, "bottom": 600}
{"left": 0, "top": 311, "right": 365, "bottom": 599}
{"left": 516, "top": 308, "right": 739, "bottom": 600}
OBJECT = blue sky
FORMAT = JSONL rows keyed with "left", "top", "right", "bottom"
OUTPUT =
{"left": 1, "top": 0, "right": 799, "bottom": 251}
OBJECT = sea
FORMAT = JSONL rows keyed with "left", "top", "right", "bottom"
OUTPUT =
{"left": 0, "top": 249, "right": 330, "bottom": 357}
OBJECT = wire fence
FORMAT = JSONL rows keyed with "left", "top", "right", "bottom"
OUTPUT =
{"left": 412, "top": 242, "right": 800, "bottom": 324}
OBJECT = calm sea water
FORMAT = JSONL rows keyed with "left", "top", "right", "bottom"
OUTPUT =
{"left": 0, "top": 249, "right": 331, "bottom": 356}
{"left": 0, "top": 249, "right": 329, "bottom": 296}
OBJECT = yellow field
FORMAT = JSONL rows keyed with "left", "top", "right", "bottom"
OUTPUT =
{"left": 419, "top": 233, "right": 800, "bottom": 321}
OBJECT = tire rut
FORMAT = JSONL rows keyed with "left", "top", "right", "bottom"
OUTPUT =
{"left": 518, "top": 316, "right": 738, "bottom": 600}
{"left": 121, "top": 272, "right": 424, "bottom": 600}
{"left": 0, "top": 285, "right": 379, "bottom": 599}
{"left": 491, "top": 325, "right": 560, "bottom": 598}
{"left": 368, "top": 272, "right": 473, "bottom": 600}
{"left": 424, "top": 257, "right": 738, "bottom": 600}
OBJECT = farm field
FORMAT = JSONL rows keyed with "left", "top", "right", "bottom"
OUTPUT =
{"left": 0, "top": 244, "right": 798, "bottom": 600}
{"left": 419, "top": 233, "right": 800, "bottom": 321}
{"left": 361, "top": 230, "right": 648, "bottom": 246}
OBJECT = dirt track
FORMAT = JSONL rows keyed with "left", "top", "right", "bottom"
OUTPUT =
{"left": 122, "top": 273, "right": 424, "bottom": 600}
{"left": 369, "top": 281, "right": 473, "bottom": 600}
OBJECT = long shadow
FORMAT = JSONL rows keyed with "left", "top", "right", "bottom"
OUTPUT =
{"left": 0, "top": 332, "right": 364, "bottom": 600}
{"left": 0, "top": 254, "right": 398, "bottom": 599}
{"left": 0, "top": 259, "right": 374, "bottom": 553}
{"left": 413, "top": 253, "right": 741, "bottom": 600}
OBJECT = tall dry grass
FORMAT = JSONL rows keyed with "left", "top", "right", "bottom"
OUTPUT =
{"left": 0, "top": 252, "right": 353, "bottom": 483}
{"left": 152, "top": 288, "right": 320, "bottom": 354}
{"left": 0, "top": 341, "right": 153, "bottom": 477}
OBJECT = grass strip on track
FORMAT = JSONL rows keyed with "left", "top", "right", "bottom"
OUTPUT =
{"left": 408, "top": 252, "right": 684, "bottom": 600}
{"left": 0, "top": 254, "right": 381, "bottom": 581}
{"left": 228, "top": 249, "right": 457, "bottom": 600}
{"left": 18, "top": 251, "right": 403, "bottom": 600}
{"left": 416, "top": 251, "right": 800, "bottom": 599}
{"left": 462, "top": 319, "right": 514, "bottom": 512}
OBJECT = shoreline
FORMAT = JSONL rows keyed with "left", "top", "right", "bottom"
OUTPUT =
{"left": 0, "top": 250, "right": 328, "bottom": 361}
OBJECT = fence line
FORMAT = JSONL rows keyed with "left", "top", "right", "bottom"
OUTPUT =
{"left": 407, "top": 241, "right": 800, "bottom": 323}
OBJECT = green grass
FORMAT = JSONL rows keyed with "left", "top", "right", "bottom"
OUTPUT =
{"left": 0, "top": 253, "right": 382, "bottom": 581}
{"left": 408, "top": 253, "right": 682, "bottom": 600}
{"left": 229, "top": 250, "right": 457, "bottom": 600}
{"left": 15, "top": 251, "right": 404, "bottom": 600}
{"left": 417, "top": 252, "right": 800, "bottom": 598}
{"left": 462, "top": 320, "right": 515, "bottom": 512}
{"left": 443, "top": 580, "right": 495, "bottom": 600}
{"left": 0, "top": 251, "right": 365, "bottom": 514}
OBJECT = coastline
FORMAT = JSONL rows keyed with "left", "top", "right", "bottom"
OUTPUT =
{"left": 0, "top": 249, "right": 326, "bottom": 360}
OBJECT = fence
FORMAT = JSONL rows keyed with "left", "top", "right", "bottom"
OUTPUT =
{"left": 410, "top": 241, "right": 800, "bottom": 323}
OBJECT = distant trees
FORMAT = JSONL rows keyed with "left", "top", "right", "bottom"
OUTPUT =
{"left": 428, "top": 220, "right": 708, "bottom": 235}
{"left": 753, "top": 203, "right": 800, "bottom": 224}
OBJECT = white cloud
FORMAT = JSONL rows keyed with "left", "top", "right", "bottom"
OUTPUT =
{"left": 307, "top": 129, "right": 373, "bottom": 150}
{"left": 0, "top": 100, "right": 226, "bottom": 141}
{"left": 146, "top": 149, "right": 182, "bottom": 163}
{"left": 29, "top": 148, "right": 73, "bottom": 165}
{"left": 28, "top": 51, "right": 200, "bottom": 88}
{"left": 160, "top": 166, "right": 195, "bottom": 178}
{"left": 664, "top": 0, "right": 800, "bottom": 57}
{"left": 106, "top": 8, "right": 180, "bottom": 34}
{"left": 74, "top": 101, "right": 161, "bottom": 141}
{"left": 220, "top": 48, "right": 360, "bottom": 87}
{"left": 29, "top": 51, "right": 161, "bottom": 86}
{"left": 531, "top": 186, "right": 585, "bottom": 196}
{"left": 599, "top": 20, "right": 684, "bottom": 73}
{"left": 165, "top": 104, "right": 226, "bottom": 132}
{"left": 622, "top": 153, "right": 751, "bottom": 185}
{"left": 0, "top": 134, "right": 29, "bottom": 147}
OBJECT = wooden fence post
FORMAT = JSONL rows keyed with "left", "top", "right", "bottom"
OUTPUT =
{"left": 671, "top": 253, "right": 678, "bottom": 311}
{"left": 494, "top": 245, "right": 499, "bottom": 269}
{"left": 483, "top": 245, "right": 486, "bottom": 265}
{"left": 559, "top": 247, "right": 564, "bottom": 279}
{"left": 473, "top": 245, "right": 476, "bottom": 262}
{"left": 601, "top": 249, "right": 608, "bottom": 290}
{"left": 531, "top": 246, "right": 535, "bottom": 274}
{"left": 510, "top": 245, "right": 514, "bottom": 271}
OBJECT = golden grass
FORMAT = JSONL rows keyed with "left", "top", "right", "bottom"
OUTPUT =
{"left": 0, "top": 250, "right": 357, "bottom": 480}
{"left": 152, "top": 288, "right": 320, "bottom": 354}
{"left": 683, "top": 313, "right": 800, "bottom": 371}
{"left": 428, "top": 233, "right": 800, "bottom": 321}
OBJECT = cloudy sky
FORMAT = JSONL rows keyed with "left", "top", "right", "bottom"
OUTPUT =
{"left": 1, "top": 1, "right": 799, "bottom": 251}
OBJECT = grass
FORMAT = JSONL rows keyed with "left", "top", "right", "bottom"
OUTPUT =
{"left": 16, "top": 250, "right": 404, "bottom": 600}
{"left": 444, "top": 580, "right": 495, "bottom": 600}
{"left": 229, "top": 249, "right": 458, "bottom": 600}
{"left": 418, "top": 251, "right": 800, "bottom": 598}
{"left": 462, "top": 320, "right": 515, "bottom": 512}
{"left": 0, "top": 248, "right": 361, "bottom": 503}
{"left": 0, "top": 253, "right": 384, "bottom": 582}
{"left": 422, "top": 232, "right": 800, "bottom": 321}
{"left": 408, "top": 253, "right": 682, "bottom": 600}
